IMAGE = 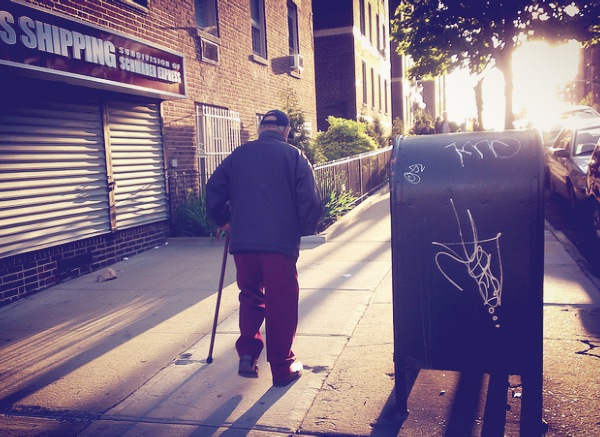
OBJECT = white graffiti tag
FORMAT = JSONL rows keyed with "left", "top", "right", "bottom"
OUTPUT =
{"left": 403, "top": 163, "right": 425, "bottom": 184}
{"left": 432, "top": 199, "right": 503, "bottom": 327}
{"left": 446, "top": 138, "right": 522, "bottom": 167}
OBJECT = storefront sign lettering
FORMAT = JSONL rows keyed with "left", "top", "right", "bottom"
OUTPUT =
{"left": 0, "top": 1, "right": 186, "bottom": 99}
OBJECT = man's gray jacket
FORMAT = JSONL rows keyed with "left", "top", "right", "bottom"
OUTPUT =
{"left": 206, "top": 130, "right": 323, "bottom": 258}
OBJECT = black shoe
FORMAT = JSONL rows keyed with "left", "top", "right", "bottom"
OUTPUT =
{"left": 238, "top": 354, "right": 258, "bottom": 378}
{"left": 273, "top": 361, "right": 303, "bottom": 387}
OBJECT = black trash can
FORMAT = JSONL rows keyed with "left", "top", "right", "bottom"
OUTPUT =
{"left": 390, "top": 129, "right": 544, "bottom": 433}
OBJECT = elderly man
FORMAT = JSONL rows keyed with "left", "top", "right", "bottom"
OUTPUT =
{"left": 206, "top": 109, "right": 322, "bottom": 387}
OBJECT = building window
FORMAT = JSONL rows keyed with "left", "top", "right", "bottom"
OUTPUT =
{"left": 378, "top": 74, "right": 382, "bottom": 111}
{"left": 251, "top": 0, "right": 267, "bottom": 58}
{"left": 195, "top": 0, "right": 219, "bottom": 37}
{"left": 368, "top": 3, "right": 373, "bottom": 45}
{"left": 384, "top": 79, "right": 389, "bottom": 113}
{"left": 196, "top": 104, "right": 242, "bottom": 184}
{"left": 362, "top": 62, "right": 367, "bottom": 105}
{"left": 288, "top": 2, "right": 299, "bottom": 55}
{"left": 376, "top": 13, "right": 380, "bottom": 50}
{"left": 359, "top": 0, "right": 366, "bottom": 36}
{"left": 114, "top": 0, "right": 148, "bottom": 11}
{"left": 371, "top": 67, "right": 375, "bottom": 108}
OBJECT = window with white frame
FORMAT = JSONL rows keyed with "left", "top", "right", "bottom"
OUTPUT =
{"left": 251, "top": 0, "right": 267, "bottom": 58}
{"left": 371, "top": 67, "right": 375, "bottom": 108}
{"left": 115, "top": 0, "right": 148, "bottom": 10}
{"left": 384, "top": 79, "right": 389, "bottom": 113}
{"left": 288, "top": 1, "right": 299, "bottom": 55}
{"left": 362, "top": 62, "right": 367, "bottom": 105}
{"left": 195, "top": 0, "right": 219, "bottom": 37}
{"left": 378, "top": 74, "right": 382, "bottom": 111}
{"left": 368, "top": 3, "right": 373, "bottom": 45}
{"left": 376, "top": 13, "right": 380, "bottom": 50}
{"left": 359, "top": 0, "right": 366, "bottom": 36}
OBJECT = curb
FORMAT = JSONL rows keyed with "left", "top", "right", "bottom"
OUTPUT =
{"left": 544, "top": 220, "right": 600, "bottom": 292}
{"left": 302, "top": 184, "right": 391, "bottom": 245}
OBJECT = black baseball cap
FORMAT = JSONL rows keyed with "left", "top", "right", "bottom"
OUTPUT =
{"left": 260, "top": 109, "right": 290, "bottom": 127}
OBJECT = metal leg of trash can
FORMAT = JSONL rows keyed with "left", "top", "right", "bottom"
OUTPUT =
{"left": 520, "top": 368, "right": 545, "bottom": 436}
{"left": 521, "top": 305, "right": 545, "bottom": 435}
{"left": 482, "top": 372, "right": 509, "bottom": 436}
{"left": 394, "top": 362, "right": 409, "bottom": 418}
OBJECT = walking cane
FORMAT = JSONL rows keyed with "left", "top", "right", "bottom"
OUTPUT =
{"left": 207, "top": 230, "right": 230, "bottom": 364}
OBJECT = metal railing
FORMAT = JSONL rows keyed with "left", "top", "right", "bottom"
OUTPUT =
{"left": 313, "top": 146, "right": 393, "bottom": 204}
{"left": 166, "top": 146, "right": 393, "bottom": 231}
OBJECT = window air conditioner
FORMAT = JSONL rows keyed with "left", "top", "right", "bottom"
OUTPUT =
{"left": 289, "top": 54, "right": 304, "bottom": 72}
{"left": 201, "top": 38, "right": 220, "bottom": 64}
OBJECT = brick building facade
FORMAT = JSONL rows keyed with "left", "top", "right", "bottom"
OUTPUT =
{"left": 0, "top": 0, "right": 316, "bottom": 305}
{"left": 313, "top": 0, "right": 391, "bottom": 133}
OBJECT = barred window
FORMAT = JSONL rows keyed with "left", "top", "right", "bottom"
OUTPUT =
{"left": 196, "top": 105, "right": 241, "bottom": 184}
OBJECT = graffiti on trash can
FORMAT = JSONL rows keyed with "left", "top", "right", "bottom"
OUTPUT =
{"left": 445, "top": 138, "right": 522, "bottom": 167}
{"left": 403, "top": 163, "right": 426, "bottom": 184}
{"left": 432, "top": 199, "right": 503, "bottom": 327}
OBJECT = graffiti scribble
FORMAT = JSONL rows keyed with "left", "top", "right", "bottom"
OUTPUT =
{"left": 404, "top": 163, "right": 425, "bottom": 184}
{"left": 432, "top": 199, "right": 503, "bottom": 327}
{"left": 446, "top": 138, "right": 522, "bottom": 167}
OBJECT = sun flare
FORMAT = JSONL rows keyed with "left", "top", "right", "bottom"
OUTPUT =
{"left": 512, "top": 40, "right": 581, "bottom": 130}
{"left": 445, "top": 40, "right": 581, "bottom": 131}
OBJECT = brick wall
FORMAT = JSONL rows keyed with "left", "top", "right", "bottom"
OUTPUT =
{"left": 313, "top": 0, "right": 392, "bottom": 132}
{"left": 0, "top": 222, "right": 169, "bottom": 307}
{"left": 24, "top": 0, "right": 317, "bottom": 172}
{"left": 159, "top": 0, "right": 318, "bottom": 174}
{"left": 315, "top": 34, "right": 357, "bottom": 131}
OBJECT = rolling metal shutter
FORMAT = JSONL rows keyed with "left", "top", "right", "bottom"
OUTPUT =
{"left": 107, "top": 100, "right": 167, "bottom": 229}
{"left": 0, "top": 98, "right": 110, "bottom": 258}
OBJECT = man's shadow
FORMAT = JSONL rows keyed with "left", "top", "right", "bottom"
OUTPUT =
{"left": 192, "top": 382, "right": 296, "bottom": 436}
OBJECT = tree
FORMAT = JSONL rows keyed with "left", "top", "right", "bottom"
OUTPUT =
{"left": 314, "top": 116, "right": 377, "bottom": 161}
{"left": 281, "top": 88, "right": 325, "bottom": 164}
{"left": 363, "top": 117, "right": 391, "bottom": 148}
{"left": 391, "top": 1, "right": 600, "bottom": 130}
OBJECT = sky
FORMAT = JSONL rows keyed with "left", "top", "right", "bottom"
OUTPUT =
{"left": 445, "top": 40, "right": 581, "bottom": 130}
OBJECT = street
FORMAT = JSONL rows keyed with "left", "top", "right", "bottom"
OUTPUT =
{"left": 544, "top": 187, "right": 600, "bottom": 276}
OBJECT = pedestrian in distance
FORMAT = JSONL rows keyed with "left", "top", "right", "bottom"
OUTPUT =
{"left": 419, "top": 119, "right": 435, "bottom": 135}
{"left": 439, "top": 111, "right": 452, "bottom": 133}
{"left": 434, "top": 116, "right": 443, "bottom": 133}
{"left": 206, "top": 109, "right": 323, "bottom": 387}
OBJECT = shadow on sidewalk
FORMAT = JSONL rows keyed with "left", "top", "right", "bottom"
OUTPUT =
{"left": 371, "top": 370, "right": 527, "bottom": 436}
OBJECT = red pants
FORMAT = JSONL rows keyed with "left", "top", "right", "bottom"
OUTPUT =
{"left": 233, "top": 252, "right": 299, "bottom": 380}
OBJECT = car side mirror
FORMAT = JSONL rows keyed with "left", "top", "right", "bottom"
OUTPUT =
{"left": 552, "top": 149, "right": 570, "bottom": 158}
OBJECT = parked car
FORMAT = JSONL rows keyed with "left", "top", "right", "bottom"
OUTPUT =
{"left": 539, "top": 106, "right": 600, "bottom": 182}
{"left": 541, "top": 105, "right": 600, "bottom": 148}
{"left": 586, "top": 139, "right": 600, "bottom": 239}
{"left": 547, "top": 121, "right": 600, "bottom": 210}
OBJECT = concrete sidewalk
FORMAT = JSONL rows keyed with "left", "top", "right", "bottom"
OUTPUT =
{"left": 0, "top": 190, "right": 599, "bottom": 436}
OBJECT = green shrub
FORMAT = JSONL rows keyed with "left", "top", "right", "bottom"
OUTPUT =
{"left": 174, "top": 190, "right": 217, "bottom": 237}
{"left": 314, "top": 116, "right": 377, "bottom": 161}
{"left": 317, "top": 189, "right": 358, "bottom": 232}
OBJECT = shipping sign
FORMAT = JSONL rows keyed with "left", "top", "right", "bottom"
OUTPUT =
{"left": 0, "top": 1, "right": 186, "bottom": 99}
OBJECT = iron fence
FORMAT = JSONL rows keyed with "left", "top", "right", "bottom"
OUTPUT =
{"left": 166, "top": 146, "right": 393, "bottom": 231}
{"left": 313, "top": 146, "right": 393, "bottom": 204}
